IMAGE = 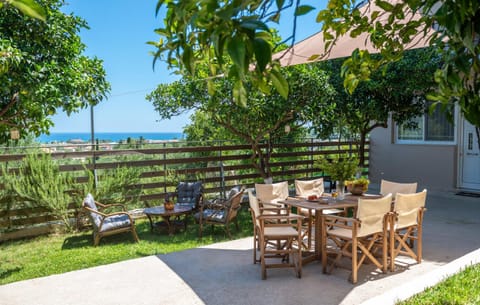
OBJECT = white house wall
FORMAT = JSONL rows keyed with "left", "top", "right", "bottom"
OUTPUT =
{"left": 369, "top": 126, "right": 457, "bottom": 192}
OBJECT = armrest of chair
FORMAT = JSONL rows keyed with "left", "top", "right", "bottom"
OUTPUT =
{"left": 258, "top": 214, "right": 304, "bottom": 221}
{"left": 260, "top": 207, "right": 290, "bottom": 215}
{"left": 96, "top": 201, "right": 127, "bottom": 212}
{"left": 203, "top": 198, "right": 228, "bottom": 210}
{"left": 258, "top": 214, "right": 304, "bottom": 228}
{"left": 322, "top": 214, "right": 358, "bottom": 230}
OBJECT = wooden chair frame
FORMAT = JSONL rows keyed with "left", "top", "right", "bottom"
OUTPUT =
{"left": 197, "top": 189, "right": 244, "bottom": 239}
{"left": 389, "top": 190, "right": 427, "bottom": 271}
{"left": 295, "top": 178, "right": 345, "bottom": 250}
{"left": 82, "top": 199, "right": 139, "bottom": 246}
{"left": 321, "top": 194, "right": 392, "bottom": 284}
{"left": 248, "top": 190, "right": 303, "bottom": 279}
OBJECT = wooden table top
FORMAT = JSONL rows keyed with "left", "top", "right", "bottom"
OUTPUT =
{"left": 144, "top": 204, "right": 193, "bottom": 216}
{"left": 280, "top": 193, "right": 383, "bottom": 211}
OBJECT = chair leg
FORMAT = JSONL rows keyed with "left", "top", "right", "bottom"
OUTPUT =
{"left": 198, "top": 222, "right": 203, "bottom": 238}
{"left": 253, "top": 232, "right": 258, "bottom": 264}
{"left": 131, "top": 227, "right": 140, "bottom": 243}
{"left": 417, "top": 226, "right": 422, "bottom": 263}
{"left": 234, "top": 218, "right": 239, "bottom": 231}
{"left": 351, "top": 237, "right": 358, "bottom": 284}
{"left": 225, "top": 225, "right": 232, "bottom": 239}
{"left": 260, "top": 236, "right": 267, "bottom": 280}
{"left": 389, "top": 220, "right": 396, "bottom": 272}
{"left": 94, "top": 233, "right": 101, "bottom": 247}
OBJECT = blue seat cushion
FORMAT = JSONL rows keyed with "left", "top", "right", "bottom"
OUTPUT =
{"left": 194, "top": 209, "right": 227, "bottom": 223}
{"left": 227, "top": 186, "right": 241, "bottom": 199}
{"left": 99, "top": 214, "right": 132, "bottom": 232}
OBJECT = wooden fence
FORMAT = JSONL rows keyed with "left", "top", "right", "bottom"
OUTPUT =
{"left": 0, "top": 139, "right": 369, "bottom": 241}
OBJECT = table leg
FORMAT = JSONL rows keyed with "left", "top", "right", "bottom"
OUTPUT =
{"left": 146, "top": 214, "right": 155, "bottom": 232}
{"left": 315, "top": 211, "right": 322, "bottom": 260}
{"left": 161, "top": 216, "right": 174, "bottom": 235}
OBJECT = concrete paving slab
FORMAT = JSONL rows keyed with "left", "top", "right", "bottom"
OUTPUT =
{"left": 0, "top": 190, "right": 479, "bottom": 305}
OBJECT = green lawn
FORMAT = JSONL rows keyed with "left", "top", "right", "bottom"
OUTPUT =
{"left": 398, "top": 263, "right": 480, "bottom": 305}
{"left": 0, "top": 207, "right": 254, "bottom": 285}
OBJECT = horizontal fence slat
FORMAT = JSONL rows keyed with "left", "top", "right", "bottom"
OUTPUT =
{"left": 0, "top": 139, "right": 369, "bottom": 240}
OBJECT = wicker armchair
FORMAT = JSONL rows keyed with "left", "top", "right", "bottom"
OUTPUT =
{"left": 194, "top": 187, "right": 244, "bottom": 239}
{"left": 171, "top": 181, "right": 204, "bottom": 210}
{"left": 82, "top": 193, "right": 139, "bottom": 246}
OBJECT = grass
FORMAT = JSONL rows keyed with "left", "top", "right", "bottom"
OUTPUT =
{"left": 398, "top": 263, "right": 480, "bottom": 305}
{"left": 0, "top": 206, "right": 254, "bottom": 285}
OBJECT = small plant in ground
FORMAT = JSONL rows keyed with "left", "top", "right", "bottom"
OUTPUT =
{"left": 3, "top": 152, "right": 78, "bottom": 231}
{"left": 83, "top": 165, "right": 143, "bottom": 209}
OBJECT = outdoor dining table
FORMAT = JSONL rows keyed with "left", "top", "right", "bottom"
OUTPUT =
{"left": 279, "top": 193, "right": 383, "bottom": 264}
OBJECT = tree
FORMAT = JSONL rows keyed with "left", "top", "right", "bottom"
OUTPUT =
{"left": 0, "top": 0, "right": 110, "bottom": 143}
{"left": 0, "top": 0, "right": 46, "bottom": 20}
{"left": 318, "top": 47, "right": 441, "bottom": 166}
{"left": 147, "top": 64, "right": 336, "bottom": 180}
{"left": 318, "top": 0, "right": 480, "bottom": 129}
{"left": 152, "top": 0, "right": 480, "bottom": 132}
{"left": 151, "top": 0, "right": 318, "bottom": 105}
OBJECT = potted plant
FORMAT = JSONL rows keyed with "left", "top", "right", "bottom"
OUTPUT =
{"left": 164, "top": 192, "right": 175, "bottom": 211}
{"left": 315, "top": 154, "right": 358, "bottom": 199}
{"left": 346, "top": 177, "right": 370, "bottom": 195}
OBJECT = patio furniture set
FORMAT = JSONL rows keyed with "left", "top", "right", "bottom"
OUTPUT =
{"left": 82, "top": 181, "right": 244, "bottom": 245}
{"left": 82, "top": 177, "right": 426, "bottom": 284}
{"left": 248, "top": 178, "right": 427, "bottom": 283}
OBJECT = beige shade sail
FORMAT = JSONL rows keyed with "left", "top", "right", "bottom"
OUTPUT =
{"left": 272, "top": 0, "right": 433, "bottom": 67}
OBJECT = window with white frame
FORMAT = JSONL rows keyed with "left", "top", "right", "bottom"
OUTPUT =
{"left": 396, "top": 102, "right": 456, "bottom": 144}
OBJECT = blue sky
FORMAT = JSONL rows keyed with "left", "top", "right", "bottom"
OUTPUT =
{"left": 51, "top": 0, "right": 324, "bottom": 133}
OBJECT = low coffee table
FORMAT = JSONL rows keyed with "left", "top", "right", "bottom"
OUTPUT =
{"left": 144, "top": 204, "right": 193, "bottom": 235}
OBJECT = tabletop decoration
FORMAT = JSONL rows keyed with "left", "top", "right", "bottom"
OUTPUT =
{"left": 346, "top": 177, "right": 370, "bottom": 195}
{"left": 164, "top": 192, "right": 175, "bottom": 210}
{"left": 316, "top": 154, "right": 359, "bottom": 200}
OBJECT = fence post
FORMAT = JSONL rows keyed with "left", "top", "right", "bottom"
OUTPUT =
{"left": 220, "top": 148, "right": 226, "bottom": 199}
{"left": 163, "top": 142, "right": 167, "bottom": 194}
{"left": 90, "top": 105, "right": 97, "bottom": 189}
{"left": 310, "top": 138, "right": 314, "bottom": 178}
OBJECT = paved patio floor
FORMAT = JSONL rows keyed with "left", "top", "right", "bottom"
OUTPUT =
{"left": 1, "top": 190, "right": 480, "bottom": 305}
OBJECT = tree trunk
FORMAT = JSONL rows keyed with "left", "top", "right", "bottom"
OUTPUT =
{"left": 358, "top": 131, "right": 367, "bottom": 168}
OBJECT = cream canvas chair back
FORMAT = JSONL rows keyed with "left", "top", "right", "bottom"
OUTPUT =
{"left": 295, "top": 178, "right": 324, "bottom": 198}
{"left": 356, "top": 194, "right": 392, "bottom": 237}
{"left": 394, "top": 189, "right": 427, "bottom": 228}
{"left": 380, "top": 179, "right": 417, "bottom": 199}
{"left": 248, "top": 190, "right": 261, "bottom": 228}
{"left": 255, "top": 181, "right": 289, "bottom": 204}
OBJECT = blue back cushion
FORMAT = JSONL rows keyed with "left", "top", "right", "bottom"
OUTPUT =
{"left": 176, "top": 182, "right": 203, "bottom": 206}
{"left": 84, "top": 193, "right": 102, "bottom": 228}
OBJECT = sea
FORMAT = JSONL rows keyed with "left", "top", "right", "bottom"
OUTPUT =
{"left": 37, "top": 132, "right": 184, "bottom": 143}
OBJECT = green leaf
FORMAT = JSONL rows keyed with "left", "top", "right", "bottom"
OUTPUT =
{"left": 240, "top": 20, "right": 269, "bottom": 32}
{"left": 276, "top": 0, "right": 285, "bottom": 10}
{"left": 295, "top": 5, "right": 315, "bottom": 16}
{"left": 11, "top": 0, "right": 46, "bottom": 21}
{"left": 376, "top": 0, "right": 394, "bottom": 12}
{"left": 269, "top": 12, "right": 280, "bottom": 23}
{"left": 227, "top": 36, "right": 246, "bottom": 76}
{"left": 233, "top": 80, "right": 247, "bottom": 107}
{"left": 253, "top": 38, "right": 271, "bottom": 72}
{"left": 371, "top": 11, "right": 380, "bottom": 21}
{"left": 270, "top": 69, "right": 288, "bottom": 99}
